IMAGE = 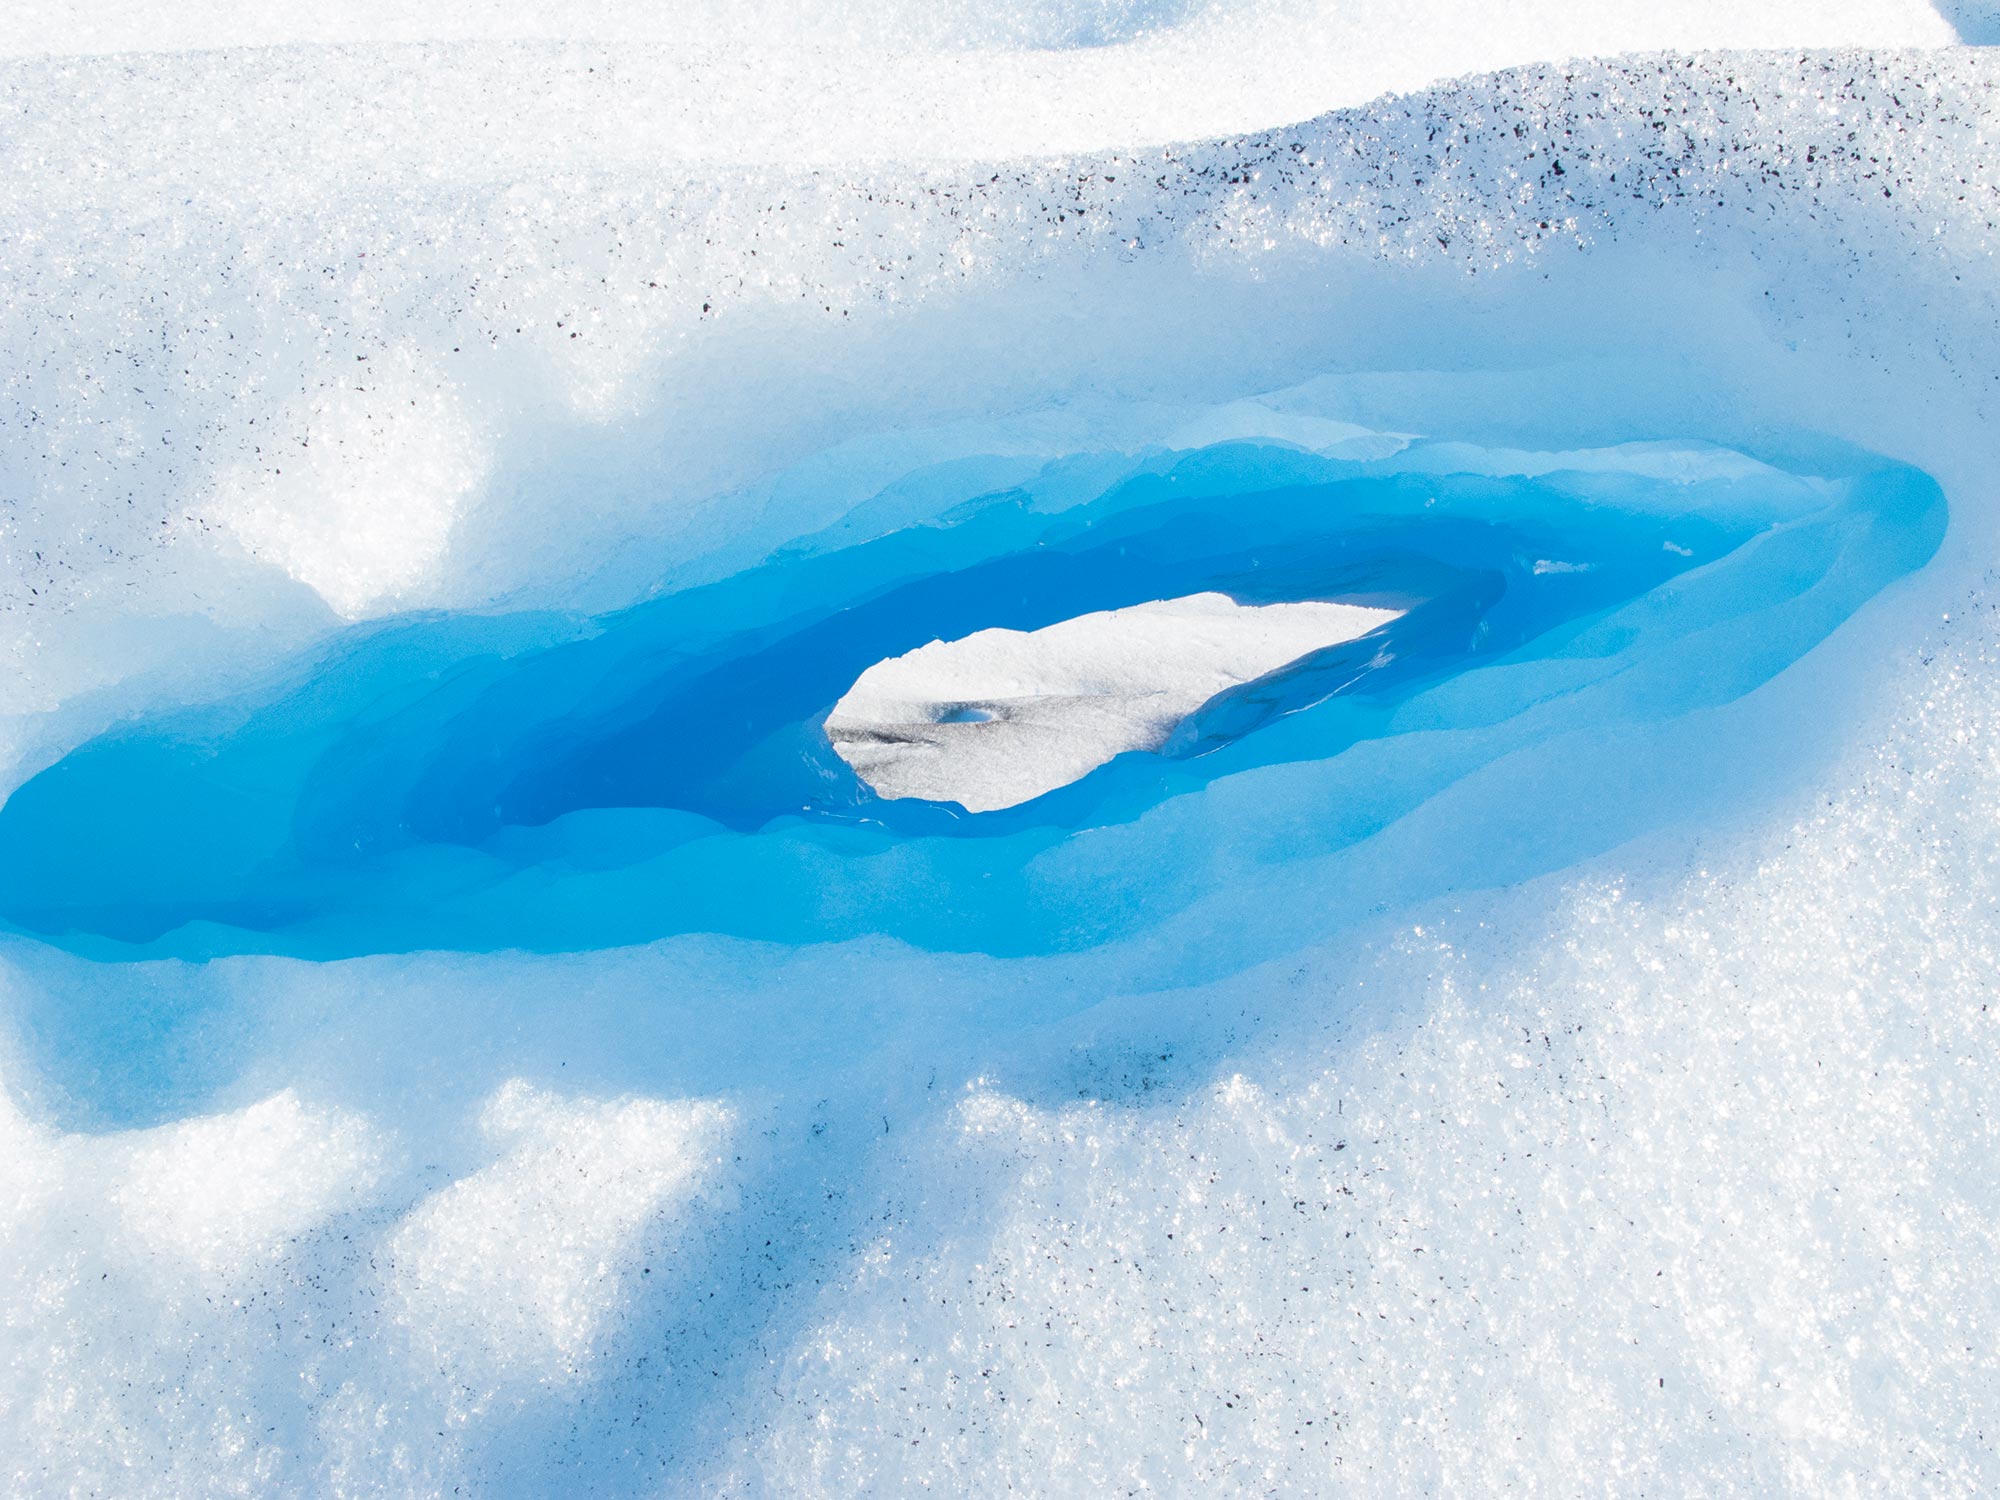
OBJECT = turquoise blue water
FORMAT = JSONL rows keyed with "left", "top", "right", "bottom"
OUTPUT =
{"left": 0, "top": 438, "right": 1943, "bottom": 960}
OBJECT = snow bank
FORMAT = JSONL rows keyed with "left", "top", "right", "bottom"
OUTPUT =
{"left": 0, "top": 1, "right": 1969, "bottom": 164}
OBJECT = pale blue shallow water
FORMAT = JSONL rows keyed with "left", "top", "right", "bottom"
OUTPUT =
{"left": 0, "top": 434, "right": 1942, "bottom": 962}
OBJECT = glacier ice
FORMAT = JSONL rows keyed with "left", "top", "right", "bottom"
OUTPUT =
{"left": 1, "top": 5, "right": 1999, "bottom": 1498}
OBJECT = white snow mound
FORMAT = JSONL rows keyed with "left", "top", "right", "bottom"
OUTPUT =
{"left": 826, "top": 591, "right": 1402, "bottom": 811}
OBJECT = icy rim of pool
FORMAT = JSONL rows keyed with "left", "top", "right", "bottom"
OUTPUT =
{"left": 0, "top": 424, "right": 1943, "bottom": 962}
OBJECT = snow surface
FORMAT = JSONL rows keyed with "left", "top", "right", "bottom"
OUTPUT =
{"left": 0, "top": 1, "right": 1965, "bottom": 161}
{"left": 827, "top": 593, "right": 1402, "bottom": 811}
{"left": 2, "top": 2, "right": 1999, "bottom": 1497}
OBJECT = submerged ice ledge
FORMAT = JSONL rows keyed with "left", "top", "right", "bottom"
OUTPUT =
{"left": 827, "top": 592, "right": 1403, "bottom": 811}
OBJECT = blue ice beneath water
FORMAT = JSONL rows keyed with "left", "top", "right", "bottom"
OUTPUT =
{"left": 0, "top": 435, "right": 1943, "bottom": 961}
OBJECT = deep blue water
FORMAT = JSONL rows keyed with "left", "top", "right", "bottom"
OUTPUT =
{"left": 0, "top": 437, "right": 1943, "bottom": 960}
